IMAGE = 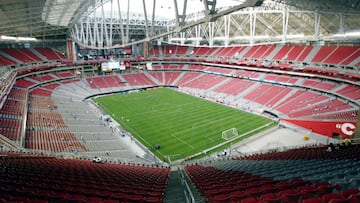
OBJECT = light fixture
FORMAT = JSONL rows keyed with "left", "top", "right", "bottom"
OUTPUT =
{"left": 0, "top": 35, "right": 37, "bottom": 41}
{"left": 0, "top": 35, "right": 16, "bottom": 40}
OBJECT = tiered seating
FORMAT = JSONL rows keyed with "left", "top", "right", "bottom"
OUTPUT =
{"left": 242, "top": 46, "right": 262, "bottom": 58}
{"left": 151, "top": 65, "right": 162, "bottom": 69}
{"left": 175, "top": 72, "right": 201, "bottom": 86}
{"left": 324, "top": 46, "right": 359, "bottom": 65}
{"left": 0, "top": 153, "right": 169, "bottom": 202}
{"left": 174, "top": 45, "right": 189, "bottom": 55}
{"left": 287, "top": 99, "right": 354, "bottom": 118}
{"left": 214, "top": 79, "right": 256, "bottom": 96}
{"left": 29, "top": 74, "right": 54, "bottom": 82}
{"left": 302, "top": 79, "right": 337, "bottom": 91}
{"left": 14, "top": 79, "right": 37, "bottom": 88}
{"left": 25, "top": 95, "right": 87, "bottom": 152}
{"left": 184, "top": 144, "right": 359, "bottom": 203}
{"left": 0, "top": 55, "right": 16, "bottom": 65}
{"left": 274, "top": 90, "right": 329, "bottom": 114}
{"left": 149, "top": 45, "right": 160, "bottom": 56}
{"left": 162, "top": 45, "right": 177, "bottom": 56}
{"left": 19, "top": 48, "right": 43, "bottom": 62}
{"left": 192, "top": 47, "right": 218, "bottom": 56}
{"left": 205, "top": 67, "right": 234, "bottom": 74}
{"left": 29, "top": 88, "right": 53, "bottom": 96}
{"left": 244, "top": 83, "right": 274, "bottom": 101}
{"left": 34, "top": 48, "right": 65, "bottom": 61}
{"left": 214, "top": 46, "right": 247, "bottom": 57}
{"left": 336, "top": 84, "right": 360, "bottom": 100}
{"left": 213, "top": 47, "right": 233, "bottom": 56}
{"left": 86, "top": 75, "right": 125, "bottom": 89}
{"left": 188, "top": 64, "right": 206, "bottom": 71}
{"left": 296, "top": 46, "right": 313, "bottom": 62}
{"left": 2, "top": 49, "right": 38, "bottom": 63}
{"left": 164, "top": 72, "right": 182, "bottom": 85}
{"left": 304, "top": 110, "right": 358, "bottom": 121}
{"left": 340, "top": 48, "right": 360, "bottom": 66}
{"left": 264, "top": 86, "right": 293, "bottom": 108}
{"left": 250, "top": 45, "right": 276, "bottom": 59}
{"left": 41, "top": 83, "right": 61, "bottom": 91}
{"left": 26, "top": 130, "right": 87, "bottom": 152}
{"left": 122, "top": 72, "right": 157, "bottom": 86}
{"left": 103, "top": 75, "right": 125, "bottom": 87}
{"left": 272, "top": 45, "right": 293, "bottom": 60}
{"left": 243, "top": 84, "right": 290, "bottom": 107}
{"left": 53, "top": 71, "right": 75, "bottom": 78}
{"left": 235, "top": 70, "right": 262, "bottom": 78}
{"left": 311, "top": 46, "right": 337, "bottom": 63}
{"left": 185, "top": 163, "right": 350, "bottom": 203}
{"left": 150, "top": 72, "right": 164, "bottom": 84}
{"left": 264, "top": 75, "right": 298, "bottom": 84}
{"left": 178, "top": 74, "right": 221, "bottom": 90}
{"left": 169, "top": 64, "right": 184, "bottom": 69}
{"left": 86, "top": 77, "right": 108, "bottom": 88}
{"left": 27, "top": 111, "right": 66, "bottom": 128}
{"left": 0, "top": 71, "right": 16, "bottom": 94}
{"left": 0, "top": 87, "right": 26, "bottom": 141}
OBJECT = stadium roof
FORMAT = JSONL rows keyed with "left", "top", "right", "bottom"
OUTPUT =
{"left": 0, "top": 0, "right": 359, "bottom": 48}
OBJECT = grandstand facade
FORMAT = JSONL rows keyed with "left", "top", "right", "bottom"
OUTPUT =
{"left": 0, "top": 0, "right": 359, "bottom": 202}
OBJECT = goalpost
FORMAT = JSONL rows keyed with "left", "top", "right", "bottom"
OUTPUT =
{"left": 222, "top": 128, "right": 239, "bottom": 140}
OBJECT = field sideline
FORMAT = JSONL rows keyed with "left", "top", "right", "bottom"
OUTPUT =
{"left": 93, "top": 87, "right": 274, "bottom": 161}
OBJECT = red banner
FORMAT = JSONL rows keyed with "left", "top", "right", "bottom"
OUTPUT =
{"left": 281, "top": 119, "right": 357, "bottom": 139}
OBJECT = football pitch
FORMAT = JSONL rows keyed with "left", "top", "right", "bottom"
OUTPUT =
{"left": 93, "top": 88, "right": 274, "bottom": 161}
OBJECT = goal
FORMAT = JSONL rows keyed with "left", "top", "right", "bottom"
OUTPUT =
{"left": 222, "top": 128, "right": 238, "bottom": 140}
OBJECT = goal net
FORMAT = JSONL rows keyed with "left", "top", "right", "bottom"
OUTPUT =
{"left": 222, "top": 128, "right": 238, "bottom": 140}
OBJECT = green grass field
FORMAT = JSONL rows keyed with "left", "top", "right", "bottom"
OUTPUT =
{"left": 93, "top": 88, "right": 274, "bottom": 161}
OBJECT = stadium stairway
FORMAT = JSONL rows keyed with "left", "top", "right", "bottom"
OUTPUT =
{"left": 164, "top": 169, "right": 207, "bottom": 203}
{"left": 182, "top": 170, "right": 207, "bottom": 203}
{"left": 164, "top": 170, "right": 187, "bottom": 203}
{"left": 303, "top": 46, "right": 320, "bottom": 63}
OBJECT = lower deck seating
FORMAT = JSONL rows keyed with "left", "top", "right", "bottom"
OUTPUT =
{"left": 25, "top": 95, "right": 87, "bottom": 152}
{"left": 186, "top": 144, "right": 360, "bottom": 203}
{"left": 0, "top": 88, "right": 26, "bottom": 142}
{"left": 0, "top": 153, "right": 169, "bottom": 203}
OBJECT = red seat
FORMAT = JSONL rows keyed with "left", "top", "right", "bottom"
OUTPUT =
{"left": 145, "top": 196, "right": 162, "bottom": 203}
{"left": 210, "top": 194, "right": 229, "bottom": 203}
{"left": 298, "top": 185, "right": 318, "bottom": 199}
{"left": 341, "top": 188, "right": 360, "bottom": 199}
{"left": 240, "top": 197, "right": 258, "bottom": 203}
{"left": 86, "top": 197, "right": 103, "bottom": 203}
{"left": 348, "top": 194, "right": 360, "bottom": 203}
{"left": 229, "top": 191, "right": 247, "bottom": 201}
{"left": 278, "top": 189, "right": 302, "bottom": 203}
{"left": 128, "top": 194, "right": 145, "bottom": 201}
{"left": 302, "top": 197, "right": 322, "bottom": 203}
{"left": 112, "top": 192, "right": 128, "bottom": 201}
{"left": 259, "top": 193, "right": 281, "bottom": 203}
{"left": 322, "top": 193, "right": 342, "bottom": 203}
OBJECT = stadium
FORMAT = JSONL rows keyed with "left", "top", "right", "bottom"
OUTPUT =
{"left": 0, "top": 0, "right": 359, "bottom": 202}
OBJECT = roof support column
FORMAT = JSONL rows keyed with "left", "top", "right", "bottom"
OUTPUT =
{"left": 142, "top": 0, "right": 150, "bottom": 39}
{"left": 108, "top": 0, "right": 114, "bottom": 47}
{"left": 314, "top": 12, "right": 320, "bottom": 40}
{"left": 126, "top": 0, "right": 130, "bottom": 43}
{"left": 117, "top": 0, "right": 125, "bottom": 45}
{"left": 151, "top": 0, "right": 156, "bottom": 37}
{"left": 282, "top": 7, "right": 289, "bottom": 42}
{"left": 338, "top": 14, "right": 345, "bottom": 34}
{"left": 209, "top": 21, "right": 214, "bottom": 46}
{"left": 249, "top": 8, "right": 256, "bottom": 45}
{"left": 195, "top": 25, "right": 201, "bottom": 46}
{"left": 224, "top": 15, "right": 230, "bottom": 46}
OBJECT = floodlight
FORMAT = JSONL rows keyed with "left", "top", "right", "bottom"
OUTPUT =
{"left": 0, "top": 35, "right": 16, "bottom": 40}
